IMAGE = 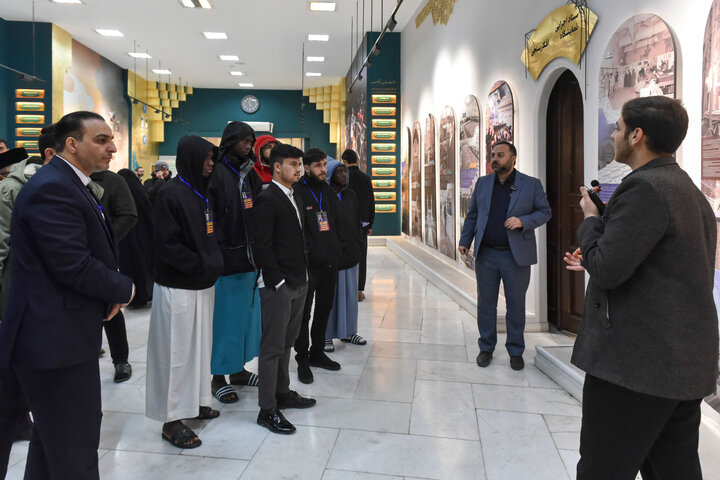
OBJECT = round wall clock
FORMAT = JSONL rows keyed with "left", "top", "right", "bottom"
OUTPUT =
{"left": 241, "top": 95, "right": 260, "bottom": 114}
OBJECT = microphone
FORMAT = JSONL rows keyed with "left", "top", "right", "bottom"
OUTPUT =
{"left": 590, "top": 180, "right": 600, "bottom": 188}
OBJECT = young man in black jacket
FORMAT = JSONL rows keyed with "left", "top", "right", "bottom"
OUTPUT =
{"left": 341, "top": 148, "right": 374, "bottom": 301}
{"left": 145, "top": 136, "right": 224, "bottom": 449}
{"left": 293, "top": 148, "right": 344, "bottom": 384}
{"left": 253, "top": 144, "right": 316, "bottom": 435}
{"left": 208, "top": 121, "right": 263, "bottom": 403}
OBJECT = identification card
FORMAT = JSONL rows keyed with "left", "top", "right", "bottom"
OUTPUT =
{"left": 317, "top": 211, "right": 330, "bottom": 232}
{"left": 205, "top": 208, "right": 214, "bottom": 236}
{"left": 241, "top": 190, "right": 254, "bottom": 209}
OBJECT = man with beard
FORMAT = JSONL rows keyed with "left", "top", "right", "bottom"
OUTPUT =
{"left": 293, "top": 148, "right": 344, "bottom": 384}
{"left": 208, "top": 121, "right": 263, "bottom": 403}
{"left": 458, "top": 141, "right": 550, "bottom": 371}
{"left": 253, "top": 134, "right": 279, "bottom": 184}
{"left": 146, "top": 136, "right": 224, "bottom": 449}
{"left": 144, "top": 159, "right": 172, "bottom": 203}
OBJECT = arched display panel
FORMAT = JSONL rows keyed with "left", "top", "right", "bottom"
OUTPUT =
{"left": 424, "top": 114, "right": 438, "bottom": 249}
{"left": 401, "top": 127, "right": 411, "bottom": 236}
{"left": 411, "top": 121, "right": 423, "bottom": 242}
{"left": 485, "top": 81, "right": 514, "bottom": 175}
{"left": 438, "top": 106, "right": 456, "bottom": 260}
{"left": 598, "top": 14, "right": 676, "bottom": 200}
{"left": 459, "top": 95, "right": 481, "bottom": 270}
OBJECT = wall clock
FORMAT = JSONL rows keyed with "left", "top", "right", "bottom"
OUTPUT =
{"left": 241, "top": 95, "right": 260, "bottom": 114}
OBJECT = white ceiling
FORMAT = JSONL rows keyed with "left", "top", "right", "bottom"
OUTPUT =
{"left": 0, "top": 0, "right": 424, "bottom": 90}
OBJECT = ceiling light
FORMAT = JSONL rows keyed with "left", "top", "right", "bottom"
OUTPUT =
{"left": 307, "top": 56, "right": 325, "bottom": 62}
{"left": 306, "top": 72, "right": 322, "bottom": 77}
{"left": 178, "top": 0, "right": 195, "bottom": 6}
{"left": 178, "top": 0, "right": 212, "bottom": 7}
{"left": 203, "top": 31, "right": 227, "bottom": 39}
{"left": 198, "top": 0, "right": 212, "bottom": 7}
{"left": 51, "top": 0, "right": 83, "bottom": 4}
{"left": 238, "top": 83, "right": 254, "bottom": 87}
{"left": 219, "top": 55, "right": 239, "bottom": 61}
{"left": 230, "top": 71, "right": 246, "bottom": 76}
{"left": 129, "top": 52, "right": 152, "bottom": 59}
{"left": 308, "top": 34, "right": 329, "bottom": 42}
{"left": 309, "top": 2, "right": 336, "bottom": 12}
{"left": 153, "top": 69, "right": 172, "bottom": 75}
{"left": 95, "top": 29, "right": 124, "bottom": 37}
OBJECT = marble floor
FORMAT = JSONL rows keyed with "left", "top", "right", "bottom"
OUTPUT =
{"left": 5, "top": 246, "right": 710, "bottom": 479}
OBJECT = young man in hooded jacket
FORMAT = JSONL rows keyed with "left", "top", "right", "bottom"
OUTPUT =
{"left": 208, "top": 121, "right": 263, "bottom": 403}
{"left": 145, "top": 135, "right": 224, "bottom": 449}
{"left": 253, "top": 134, "right": 279, "bottom": 184}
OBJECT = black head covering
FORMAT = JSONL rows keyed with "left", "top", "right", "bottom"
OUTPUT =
{"left": 0, "top": 148, "right": 28, "bottom": 170}
{"left": 175, "top": 135, "right": 218, "bottom": 194}
{"left": 219, "top": 121, "right": 256, "bottom": 160}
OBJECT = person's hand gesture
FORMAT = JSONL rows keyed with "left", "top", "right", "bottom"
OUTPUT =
{"left": 563, "top": 248, "right": 585, "bottom": 272}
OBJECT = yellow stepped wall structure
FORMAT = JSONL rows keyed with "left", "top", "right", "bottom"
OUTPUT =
{"left": 303, "top": 78, "right": 346, "bottom": 157}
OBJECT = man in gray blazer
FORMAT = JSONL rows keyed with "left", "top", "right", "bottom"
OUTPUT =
{"left": 566, "top": 96, "right": 718, "bottom": 479}
{"left": 459, "top": 142, "right": 551, "bottom": 370}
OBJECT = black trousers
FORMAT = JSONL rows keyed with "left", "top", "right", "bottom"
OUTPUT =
{"left": 257, "top": 283, "right": 308, "bottom": 410}
{"left": 0, "top": 367, "right": 28, "bottom": 479}
{"left": 295, "top": 265, "right": 338, "bottom": 358}
{"left": 358, "top": 230, "right": 369, "bottom": 291}
{"left": 15, "top": 359, "right": 102, "bottom": 480}
{"left": 577, "top": 374, "right": 703, "bottom": 480}
{"left": 103, "top": 309, "right": 129, "bottom": 364}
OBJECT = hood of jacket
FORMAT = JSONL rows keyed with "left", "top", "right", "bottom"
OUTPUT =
{"left": 219, "top": 121, "right": 256, "bottom": 159}
{"left": 326, "top": 157, "right": 348, "bottom": 193}
{"left": 175, "top": 135, "right": 218, "bottom": 194}
{"left": 7, "top": 158, "right": 41, "bottom": 186}
{"left": 253, "top": 134, "right": 278, "bottom": 159}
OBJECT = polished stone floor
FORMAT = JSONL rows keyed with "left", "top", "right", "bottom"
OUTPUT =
{"left": 7, "top": 246, "right": 708, "bottom": 479}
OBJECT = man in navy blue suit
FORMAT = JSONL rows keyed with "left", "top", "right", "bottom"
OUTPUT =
{"left": 459, "top": 142, "right": 551, "bottom": 371}
{"left": 0, "top": 111, "right": 134, "bottom": 479}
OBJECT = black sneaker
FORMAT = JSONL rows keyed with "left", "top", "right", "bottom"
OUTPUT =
{"left": 510, "top": 356, "right": 525, "bottom": 371}
{"left": 309, "top": 352, "right": 341, "bottom": 371}
{"left": 277, "top": 390, "right": 317, "bottom": 409}
{"left": 476, "top": 351, "right": 492, "bottom": 368}
{"left": 298, "top": 363, "right": 314, "bottom": 384}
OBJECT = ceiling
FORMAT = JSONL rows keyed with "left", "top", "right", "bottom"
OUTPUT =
{"left": 0, "top": 0, "right": 424, "bottom": 90}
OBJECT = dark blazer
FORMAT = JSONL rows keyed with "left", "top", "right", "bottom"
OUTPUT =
{"left": 459, "top": 170, "right": 551, "bottom": 266}
{"left": 572, "top": 157, "right": 719, "bottom": 400}
{"left": 347, "top": 165, "right": 375, "bottom": 229}
{"left": 252, "top": 182, "right": 308, "bottom": 288}
{"left": 0, "top": 157, "right": 133, "bottom": 369}
{"left": 90, "top": 169, "right": 138, "bottom": 241}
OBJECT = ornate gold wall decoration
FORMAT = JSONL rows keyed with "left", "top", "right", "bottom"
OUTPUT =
{"left": 303, "top": 77, "right": 346, "bottom": 156}
{"left": 415, "top": 0, "right": 458, "bottom": 28}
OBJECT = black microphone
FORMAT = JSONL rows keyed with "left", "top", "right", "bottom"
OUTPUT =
{"left": 590, "top": 180, "right": 600, "bottom": 188}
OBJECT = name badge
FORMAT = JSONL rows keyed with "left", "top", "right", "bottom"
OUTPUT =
{"left": 317, "top": 211, "right": 330, "bottom": 232}
{"left": 205, "top": 208, "right": 215, "bottom": 236}
{"left": 241, "top": 190, "right": 254, "bottom": 209}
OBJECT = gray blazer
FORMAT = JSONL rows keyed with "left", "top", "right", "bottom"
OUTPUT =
{"left": 572, "top": 157, "right": 719, "bottom": 400}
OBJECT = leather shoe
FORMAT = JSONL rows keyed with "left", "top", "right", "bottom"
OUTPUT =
{"left": 277, "top": 390, "right": 316, "bottom": 409}
{"left": 510, "top": 356, "right": 524, "bottom": 371}
{"left": 257, "top": 408, "right": 296, "bottom": 434}
{"left": 309, "top": 352, "right": 341, "bottom": 371}
{"left": 476, "top": 351, "right": 492, "bottom": 367}
{"left": 114, "top": 361, "right": 132, "bottom": 383}
{"left": 298, "top": 363, "right": 314, "bottom": 384}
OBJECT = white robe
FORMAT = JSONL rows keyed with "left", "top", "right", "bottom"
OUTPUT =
{"left": 145, "top": 284, "right": 214, "bottom": 422}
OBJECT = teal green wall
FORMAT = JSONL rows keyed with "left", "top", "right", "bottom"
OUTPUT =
{"left": 160, "top": 88, "right": 334, "bottom": 156}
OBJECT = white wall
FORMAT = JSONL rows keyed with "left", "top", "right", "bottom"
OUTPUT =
{"left": 400, "top": 0, "right": 714, "bottom": 323}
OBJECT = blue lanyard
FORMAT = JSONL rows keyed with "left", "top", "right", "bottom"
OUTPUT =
{"left": 178, "top": 175, "right": 209, "bottom": 210}
{"left": 223, "top": 156, "right": 247, "bottom": 189}
{"left": 302, "top": 178, "right": 322, "bottom": 209}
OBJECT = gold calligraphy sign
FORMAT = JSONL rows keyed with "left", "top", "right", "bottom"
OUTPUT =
{"left": 521, "top": 4, "right": 598, "bottom": 81}
{"left": 415, "top": 0, "right": 457, "bottom": 28}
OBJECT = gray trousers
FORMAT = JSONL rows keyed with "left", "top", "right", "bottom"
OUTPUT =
{"left": 258, "top": 282, "right": 308, "bottom": 410}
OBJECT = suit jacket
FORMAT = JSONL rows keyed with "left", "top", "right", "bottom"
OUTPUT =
{"left": 251, "top": 182, "right": 309, "bottom": 288}
{"left": 572, "top": 157, "right": 719, "bottom": 400}
{"left": 0, "top": 157, "right": 133, "bottom": 369}
{"left": 459, "top": 170, "right": 551, "bottom": 266}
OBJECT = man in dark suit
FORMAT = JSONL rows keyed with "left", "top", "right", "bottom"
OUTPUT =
{"left": 459, "top": 142, "right": 551, "bottom": 371}
{"left": 565, "top": 97, "right": 718, "bottom": 479}
{"left": 252, "top": 144, "right": 316, "bottom": 435}
{"left": 0, "top": 111, "right": 134, "bottom": 479}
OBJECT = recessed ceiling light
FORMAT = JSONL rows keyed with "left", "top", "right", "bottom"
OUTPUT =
{"left": 129, "top": 52, "right": 152, "bottom": 59}
{"left": 51, "top": 0, "right": 83, "bottom": 4}
{"left": 238, "top": 83, "right": 254, "bottom": 87}
{"left": 203, "top": 31, "right": 227, "bottom": 39}
{"left": 153, "top": 69, "right": 172, "bottom": 75}
{"left": 95, "top": 29, "right": 124, "bottom": 37}
{"left": 307, "top": 56, "right": 325, "bottom": 62}
{"left": 306, "top": 72, "right": 322, "bottom": 77}
{"left": 178, "top": 0, "right": 212, "bottom": 7}
{"left": 179, "top": 0, "right": 195, "bottom": 6}
{"left": 308, "top": 34, "right": 329, "bottom": 42}
{"left": 219, "top": 55, "right": 239, "bottom": 61}
{"left": 309, "top": 2, "right": 336, "bottom": 12}
{"left": 198, "top": 0, "right": 212, "bottom": 7}
{"left": 230, "top": 71, "right": 246, "bottom": 76}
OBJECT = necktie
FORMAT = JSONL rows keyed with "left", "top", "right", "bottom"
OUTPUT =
{"left": 87, "top": 181, "right": 104, "bottom": 200}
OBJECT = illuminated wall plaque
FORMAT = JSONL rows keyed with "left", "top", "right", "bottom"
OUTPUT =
{"left": 372, "top": 155, "right": 396, "bottom": 164}
{"left": 16, "top": 140, "right": 38, "bottom": 149}
{"left": 16, "top": 115, "right": 45, "bottom": 124}
{"left": 372, "top": 179, "right": 396, "bottom": 189}
{"left": 16, "top": 89, "right": 45, "bottom": 99}
{"left": 372, "top": 119, "right": 397, "bottom": 128}
{"left": 371, "top": 107, "right": 396, "bottom": 116}
{"left": 371, "top": 131, "right": 396, "bottom": 140}
{"left": 16, "top": 128, "right": 42, "bottom": 137}
{"left": 375, "top": 192, "right": 397, "bottom": 201}
{"left": 375, "top": 204, "right": 397, "bottom": 213}
{"left": 372, "top": 168, "right": 396, "bottom": 177}
{"left": 371, "top": 143, "right": 396, "bottom": 153}
{"left": 372, "top": 94, "right": 397, "bottom": 104}
{"left": 16, "top": 102, "right": 44, "bottom": 112}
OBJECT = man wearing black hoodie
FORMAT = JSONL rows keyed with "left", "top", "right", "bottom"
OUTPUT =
{"left": 293, "top": 148, "right": 344, "bottom": 384}
{"left": 208, "top": 121, "right": 263, "bottom": 403}
{"left": 145, "top": 135, "right": 224, "bottom": 449}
